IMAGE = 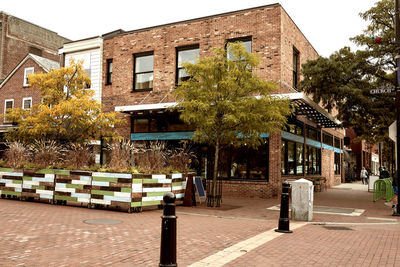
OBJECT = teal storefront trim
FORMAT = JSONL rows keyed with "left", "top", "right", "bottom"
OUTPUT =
{"left": 281, "top": 131, "right": 304, "bottom": 143}
{"left": 305, "top": 138, "right": 321, "bottom": 149}
{"left": 322, "top": 143, "right": 334, "bottom": 151}
{"left": 131, "top": 132, "right": 270, "bottom": 141}
{"left": 131, "top": 131, "right": 194, "bottom": 141}
{"left": 334, "top": 147, "right": 343, "bottom": 154}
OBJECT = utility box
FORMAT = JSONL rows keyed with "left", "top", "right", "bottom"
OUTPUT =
{"left": 291, "top": 179, "right": 314, "bottom": 221}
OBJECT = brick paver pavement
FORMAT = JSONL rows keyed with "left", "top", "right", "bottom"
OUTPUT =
{"left": 0, "top": 182, "right": 399, "bottom": 266}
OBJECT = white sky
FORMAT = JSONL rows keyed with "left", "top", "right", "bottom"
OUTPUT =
{"left": 1, "top": 0, "right": 379, "bottom": 57}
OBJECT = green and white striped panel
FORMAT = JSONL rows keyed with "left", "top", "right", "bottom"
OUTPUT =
{"left": 54, "top": 170, "right": 92, "bottom": 203}
{"left": 0, "top": 168, "right": 23, "bottom": 197}
{"left": 91, "top": 172, "right": 132, "bottom": 206}
{"left": 141, "top": 174, "right": 172, "bottom": 207}
{"left": 22, "top": 169, "right": 55, "bottom": 200}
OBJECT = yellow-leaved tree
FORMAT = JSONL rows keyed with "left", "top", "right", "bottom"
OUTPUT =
{"left": 5, "top": 60, "right": 122, "bottom": 144}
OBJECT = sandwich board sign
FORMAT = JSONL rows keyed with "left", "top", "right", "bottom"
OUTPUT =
{"left": 194, "top": 177, "right": 206, "bottom": 203}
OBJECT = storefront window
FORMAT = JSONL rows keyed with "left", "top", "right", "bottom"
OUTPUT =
{"left": 305, "top": 145, "right": 321, "bottom": 175}
{"left": 281, "top": 140, "right": 304, "bottom": 176}
{"left": 334, "top": 152, "right": 341, "bottom": 174}
{"left": 306, "top": 125, "right": 320, "bottom": 141}
{"left": 215, "top": 142, "right": 269, "bottom": 181}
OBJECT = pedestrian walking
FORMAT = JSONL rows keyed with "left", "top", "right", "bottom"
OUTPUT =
{"left": 360, "top": 167, "right": 368, "bottom": 185}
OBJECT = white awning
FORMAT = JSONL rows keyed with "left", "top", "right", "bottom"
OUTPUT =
{"left": 115, "top": 102, "right": 177, "bottom": 113}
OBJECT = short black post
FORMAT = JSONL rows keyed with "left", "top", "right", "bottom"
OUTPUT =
{"left": 275, "top": 181, "right": 292, "bottom": 233}
{"left": 159, "top": 192, "right": 177, "bottom": 267}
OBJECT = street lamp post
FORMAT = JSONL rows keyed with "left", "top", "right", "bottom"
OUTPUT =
{"left": 394, "top": 0, "right": 400, "bottom": 216}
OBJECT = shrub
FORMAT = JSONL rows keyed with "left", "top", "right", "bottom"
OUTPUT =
{"left": 4, "top": 141, "right": 30, "bottom": 168}
{"left": 167, "top": 142, "right": 198, "bottom": 173}
{"left": 29, "top": 140, "right": 63, "bottom": 168}
{"left": 108, "top": 140, "right": 137, "bottom": 171}
{"left": 64, "top": 143, "right": 94, "bottom": 169}
{"left": 134, "top": 141, "right": 168, "bottom": 174}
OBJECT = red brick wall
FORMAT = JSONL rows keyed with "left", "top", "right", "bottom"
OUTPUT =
{"left": 0, "top": 13, "right": 68, "bottom": 82}
{"left": 0, "top": 58, "right": 43, "bottom": 118}
{"left": 222, "top": 180, "right": 276, "bottom": 199}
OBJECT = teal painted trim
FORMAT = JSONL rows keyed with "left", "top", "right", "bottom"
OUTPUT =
{"left": 322, "top": 143, "right": 334, "bottom": 151}
{"left": 132, "top": 131, "right": 270, "bottom": 141}
{"left": 281, "top": 131, "right": 304, "bottom": 143}
{"left": 305, "top": 138, "right": 321, "bottom": 148}
{"left": 334, "top": 148, "right": 343, "bottom": 153}
{"left": 131, "top": 131, "right": 194, "bottom": 140}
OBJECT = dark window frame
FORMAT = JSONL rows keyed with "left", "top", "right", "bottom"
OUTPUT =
{"left": 225, "top": 36, "right": 252, "bottom": 61}
{"left": 293, "top": 47, "right": 300, "bottom": 89}
{"left": 133, "top": 51, "right": 154, "bottom": 92}
{"left": 281, "top": 139, "right": 306, "bottom": 176}
{"left": 175, "top": 44, "right": 200, "bottom": 84}
{"left": 106, "top": 59, "right": 113, "bottom": 85}
{"left": 323, "top": 132, "right": 334, "bottom": 146}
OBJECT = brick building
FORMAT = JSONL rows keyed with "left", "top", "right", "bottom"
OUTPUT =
{"left": 101, "top": 3, "right": 344, "bottom": 198}
{"left": 0, "top": 11, "right": 69, "bottom": 83}
{"left": 0, "top": 54, "right": 59, "bottom": 129}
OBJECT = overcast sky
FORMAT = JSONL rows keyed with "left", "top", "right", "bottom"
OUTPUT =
{"left": 2, "top": 0, "right": 379, "bottom": 57}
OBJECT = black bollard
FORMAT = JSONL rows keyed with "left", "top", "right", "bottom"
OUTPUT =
{"left": 275, "top": 181, "right": 292, "bottom": 233}
{"left": 159, "top": 192, "right": 177, "bottom": 267}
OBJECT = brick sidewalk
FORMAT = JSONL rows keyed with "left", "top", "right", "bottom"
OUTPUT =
{"left": 0, "top": 184, "right": 399, "bottom": 266}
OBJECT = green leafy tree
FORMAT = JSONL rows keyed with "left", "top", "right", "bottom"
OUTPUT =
{"left": 300, "top": 0, "right": 396, "bottom": 144}
{"left": 5, "top": 60, "right": 122, "bottom": 144}
{"left": 173, "top": 43, "right": 291, "bottom": 206}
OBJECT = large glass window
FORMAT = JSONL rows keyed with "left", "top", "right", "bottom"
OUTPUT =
{"left": 334, "top": 137, "right": 341, "bottom": 149}
{"left": 305, "top": 145, "right": 321, "bottom": 175}
{"left": 306, "top": 125, "right": 320, "bottom": 141}
{"left": 134, "top": 52, "right": 154, "bottom": 91}
{"left": 131, "top": 113, "right": 195, "bottom": 133}
{"left": 281, "top": 140, "right": 305, "bottom": 176}
{"left": 323, "top": 132, "right": 333, "bottom": 146}
{"left": 285, "top": 117, "right": 303, "bottom": 135}
{"left": 334, "top": 152, "right": 341, "bottom": 175}
{"left": 217, "top": 142, "right": 268, "bottom": 181}
{"left": 226, "top": 36, "right": 252, "bottom": 61}
{"left": 176, "top": 46, "right": 199, "bottom": 84}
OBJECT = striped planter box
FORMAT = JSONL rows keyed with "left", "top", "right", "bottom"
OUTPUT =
{"left": 90, "top": 172, "right": 132, "bottom": 210}
{"left": 0, "top": 168, "right": 23, "bottom": 198}
{"left": 54, "top": 170, "right": 92, "bottom": 204}
{"left": 171, "top": 173, "right": 188, "bottom": 203}
{"left": 22, "top": 169, "right": 55, "bottom": 202}
{"left": 0, "top": 167, "right": 189, "bottom": 212}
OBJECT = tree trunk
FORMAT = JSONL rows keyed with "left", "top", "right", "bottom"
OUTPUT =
{"left": 212, "top": 140, "right": 219, "bottom": 207}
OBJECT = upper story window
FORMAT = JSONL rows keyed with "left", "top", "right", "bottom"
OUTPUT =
{"left": 67, "top": 54, "right": 91, "bottom": 88}
{"left": 133, "top": 52, "right": 154, "bottom": 91}
{"left": 176, "top": 45, "right": 199, "bottom": 84}
{"left": 293, "top": 48, "right": 299, "bottom": 89}
{"left": 106, "top": 59, "right": 113, "bottom": 85}
{"left": 24, "top": 67, "right": 34, "bottom": 87}
{"left": 4, "top": 99, "right": 14, "bottom": 122}
{"left": 226, "top": 36, "right": 252, "bottom": 61}
{"left": 323, "top": 132, "right": 333, "bottom": 146}
{"left": 306, "top": 125, "right": 321, "bottom": 141}
{"left": 22, "top": 97, "right": 32, "bottom": 110}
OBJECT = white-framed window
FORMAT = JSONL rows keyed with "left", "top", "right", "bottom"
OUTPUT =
{"left": 23, "top": 67, "right": 34, "bottom": 86}
{"left": 22, "top": 97, "right": 32, "bottom": 110}
{"left": 4, "top": 99, "right": 14, "bottom": 122}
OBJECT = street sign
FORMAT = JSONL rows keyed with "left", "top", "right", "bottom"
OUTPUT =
{"left": 370, "top": 87, "right": 396, "bottom": 94}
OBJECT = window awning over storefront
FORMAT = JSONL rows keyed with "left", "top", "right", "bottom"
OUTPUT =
{"left": 115, "top": 102, "right": 177, "bottom": 114}
{"left": 272, "top": 92, "right": 341, "bottom": 128}
{"left": 115, "top": 92, "right": 341, "bottom": 128}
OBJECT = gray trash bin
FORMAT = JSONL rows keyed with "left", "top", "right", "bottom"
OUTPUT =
{"left": 291, "top": 178, "right": 313, "bottom": 221}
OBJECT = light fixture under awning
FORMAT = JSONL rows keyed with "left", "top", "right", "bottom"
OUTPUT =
{"left": 272, "top": 92, "right": 341, "bottom": 128}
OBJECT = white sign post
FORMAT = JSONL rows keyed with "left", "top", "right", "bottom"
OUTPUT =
{"left": 389, "top": 121, "right": 397, "bottom": 169}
